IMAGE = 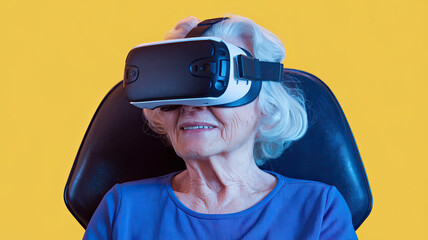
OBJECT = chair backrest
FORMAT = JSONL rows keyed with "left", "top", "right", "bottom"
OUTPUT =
{"left": 64, "top": 68, "right": 373, "bottom": 229}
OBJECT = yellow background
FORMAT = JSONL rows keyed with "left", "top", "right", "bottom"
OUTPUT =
{"left": 1, "top": 0, "right": 427, "bottom": 239}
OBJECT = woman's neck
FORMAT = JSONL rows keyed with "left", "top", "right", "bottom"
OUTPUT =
{"left": 171, "top": 151, "right": 277, "bottom": 214}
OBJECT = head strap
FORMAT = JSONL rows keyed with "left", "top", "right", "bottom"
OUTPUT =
{"left": 185, "top": 17, "right": 229, "bottom": 38}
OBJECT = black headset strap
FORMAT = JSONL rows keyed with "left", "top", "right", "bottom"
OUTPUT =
{"left": 185, "top": 17, "right": 229, "bottom": 38}
{"left": 185, "top": 17, "right": 282, "bottom": 83}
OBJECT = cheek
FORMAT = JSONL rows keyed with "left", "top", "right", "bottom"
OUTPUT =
{"left": 219, "top": 113, "right": 240, "bottom": 144}
{"left": 216, "top": 108, "right": 260, "bottom": 145}
{"left": 162, "top": 111, "right": 179, "bottom": 142}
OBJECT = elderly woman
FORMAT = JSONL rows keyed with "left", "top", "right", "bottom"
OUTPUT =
{"left": 83, "top": 15, "right": 357, "bottom": 240}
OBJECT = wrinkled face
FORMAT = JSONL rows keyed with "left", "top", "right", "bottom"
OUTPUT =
{"left": 159, "top": 36, "right": 260, "bottom": 160}
{"left": 161, "top": 101, "right": 261, "bottom": 160}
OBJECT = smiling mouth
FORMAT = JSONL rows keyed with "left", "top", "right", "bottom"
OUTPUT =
{"left": 182, "top": 126, "right": 215, "bottom": 130}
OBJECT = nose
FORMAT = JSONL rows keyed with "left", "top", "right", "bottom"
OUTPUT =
{"left": 180, "top": 105, "right": 206, "bottom": 112}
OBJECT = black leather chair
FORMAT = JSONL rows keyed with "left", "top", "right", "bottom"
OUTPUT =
{"left": 64, "top": 68, "right": 373, "bottom": 230}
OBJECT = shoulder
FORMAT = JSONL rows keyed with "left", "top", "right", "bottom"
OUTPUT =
{"left": 269, "top": 171, "right": 334, "bottom": 198}
{"left": 91, "top": 171, "right": 175, "bottom": 211}
{"left": 84, "top": 171, "right": 181, "bottom": 240}
{"left": 120, "top": 172, "right": 173, "bottom": 189}
{"left": 268, "top": 172, "right": 357, "bottom": 239}
{"left": 116, "top": 171, "right": 179, "bottom": 198}
{"left": 269, "top": 171, "right": 349, "bottom": 213}
{"left": 279, "top": 175, "right": 348, "bottom": 209}
{"left": 89, "top": 171, "right": 177, "bottom": 223}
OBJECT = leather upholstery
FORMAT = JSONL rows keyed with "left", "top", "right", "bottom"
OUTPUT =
{"left": 64, "top": 68, "right": 372, "bottom": 229}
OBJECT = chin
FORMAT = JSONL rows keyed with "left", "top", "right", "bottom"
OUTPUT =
{"left": 173, "top": 138, "right": 212, "bottom": 155}
{"left": 175, "top": 145, "right": 218, "bottom": 160}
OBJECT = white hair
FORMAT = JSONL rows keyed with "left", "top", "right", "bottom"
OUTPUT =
{"left": 144, "top": 15, "right": 308, "bottom": 166}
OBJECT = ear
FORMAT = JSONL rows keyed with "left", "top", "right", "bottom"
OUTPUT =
{"left": 255, "top": 104, "right": 265, "bottom": 139}
{"left": 254, "top": 97, "right": 265, "bottom": 117}
{"left": 239, "top": 32, "right": 255, "bottom": 56}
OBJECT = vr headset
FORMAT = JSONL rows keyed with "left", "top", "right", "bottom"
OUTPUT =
{"left": 123, "top": 17, "right": 283, "bottom": 110}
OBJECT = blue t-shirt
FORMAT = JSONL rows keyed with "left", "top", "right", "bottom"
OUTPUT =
{"left": 83, "top": 171, "right": 358, "bottom": 240}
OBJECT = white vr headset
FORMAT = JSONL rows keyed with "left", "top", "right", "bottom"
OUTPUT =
{"left": 123, "top": 18, "right": 283, "bottom": 110}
